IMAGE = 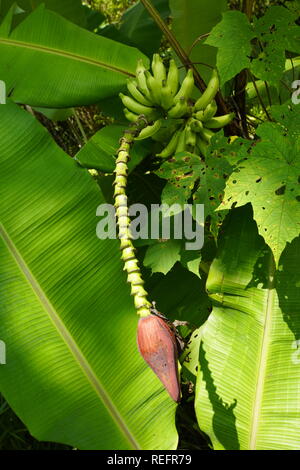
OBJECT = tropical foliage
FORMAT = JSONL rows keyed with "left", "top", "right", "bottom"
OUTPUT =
{"left": 0, "top": 0, "right": 299, "bottom": 450}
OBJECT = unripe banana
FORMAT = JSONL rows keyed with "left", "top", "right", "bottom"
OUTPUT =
{"left": 196, "top": 136, "right": 209, "bottom": 156}
{"left": 167, "top": 98, "right": 189, "bottom": 119}
{"left": 174, "top": 69, "right": 194, "bottom": 103}
{"left": 124, "top": 108, "right": 139, "bottom": 122}
{"left": 194, "top": 69, "right": 219, "bottom": 111}
{"left": 152, "top": 54, "right": 166, "bottom": 83}
{"left": 185, "top": 125, "right": 197, "bottom": 151}
{"left": 202, "top": 100, "right": 218, "bottom": 121}
{"left": 160, "top": 84, "right": 175, "bottom": 110}
{"left": 167, "top": 59, "right": 179, "bottom": 96}
{"left": 135, "top": 119, "right": 162, "bottom": 140}
{"left": 145, "top": 71, "right": 162, "bottom": 105}
{"left": 200, "top": 127, "right": 215, "bottom": 143}
{"left": 204, "top": 113, "right": 235, "bottom": 128}
{"left": 135, "top": 60, "right": 152, "bottom": 100}
{"left": 156, "top": 128, "right": 182, "bottom": 158}
{"left": 190, "top": 118, "right": 203, "bottom": 133}
{"left": 127, "top": 78, "right": 153, "bottom": 106}
{"left": 119, "top": 93, "right": 159, "bottom": 120}
{"left": 175, "top": 127, "right": 187, "bottom": 153}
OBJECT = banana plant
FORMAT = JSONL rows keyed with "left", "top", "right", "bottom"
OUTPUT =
{"left": 193, "top": 206, "right": 300, "bottom": 450}
{"left": 0, "top": 5, "right": 148, "bottom": 107}
{"left": 0, "top": 100, "right": 178, "bottom": 450}
{"left": 0, "top": 0, "right": 299, "bottom": 451}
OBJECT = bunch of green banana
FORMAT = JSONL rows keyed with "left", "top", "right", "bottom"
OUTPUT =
{"left": 157, "top": 69, "right": 235, "bottom": 157}
{"left": 120, "top": 54, "right": 194, "bottom": 141}
{"left": 120, "top": 55, "right": 235, "bottom": 156}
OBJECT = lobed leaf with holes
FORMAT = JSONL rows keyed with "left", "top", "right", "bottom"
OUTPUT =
{"left": 220, "top": 108, "right": 300, "bottom": 265}
{"left": 206, "top": 6, "right": 300, "bottom": 86}
{"left": 155, "top": 135, "right": 251, "bottom": 238}
{"left": 251, "top": 6, "right": 300, "bottom": 86}
{"left": 143, "top": 239, "right": 182, "bottom": 276}
{"left": 205, "top": 10, "right": 255, "bottom": 85}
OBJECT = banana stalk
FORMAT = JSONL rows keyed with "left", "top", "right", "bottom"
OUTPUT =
{"left": 114, "top": 122, "right": 181, "bottom": 403}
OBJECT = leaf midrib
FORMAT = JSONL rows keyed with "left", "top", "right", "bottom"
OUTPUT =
{"left": 249, "top": 259, "right": 275, "bottom": 449}
{"left": 0, "top": 223, "right": 140, "bottom": 450}
{"left": 0, "top": 38, "right": 135, "bottom": 77}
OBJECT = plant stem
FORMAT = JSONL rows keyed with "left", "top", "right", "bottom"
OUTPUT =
{"left": 233, "top": 0, "right": 254, "bottom": 138}
{"left": 249, "top": 72, "right": 272, "bottom": 121}
{"left": 139, "top": 0, "right": 206, "bottom": 92}
{"left": 114, "top": 119, "right": 152, "bottom": 318}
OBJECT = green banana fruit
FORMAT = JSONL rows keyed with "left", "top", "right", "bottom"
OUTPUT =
{"left": 119, "top": 93, "right": 159, "bottom": 119}
{"left": 190, "top": 118, "right": 203, "bottom": 133}
{"left": 152, "top": 54, "right": 166, "bottom": 83}
{"left": 135, "top": 119, "right": 162, "bottom": 140}
{"left": 127, "top": 78, "right": 152, "bottom": 106}
{"left": 205, "top": 113, "right": 235, "bottom": 128}
{"left": 200, "top": 127, "right": 215, "bottom": 143}
{"left": 185, "top": 125, "right": 197, "bottom": 150}
{"left": 156, "top": 128, "right": 182, "bottom": 158}
{"left": 124, "top": 108, "right": 139, "bottom": 122}
{"left": 194, "top": 69, "right": 219, "bottom": 111}
{"left": 196, "top": 136, "right": 209, "bottom": 156}
{"left": 135, "top": 60, "right": 152, "bottom": 100}
{"left": 160, "top": 84, "right": 175, "bottom": 110}
{"left": 174, "top": 69, "right": 194, "bottom": 103}
{"left": 152, "top": 118, "right": 184, "bottom": 143}
{"left": 167, "top": 59, "right": 179, "bottom": 97}
{"left": 175, "top": 127, "right": 187, "bottom": 153}
{"left": 145, "top": 71, "right": 162, "bottom": 105}
{"left": 202, "top": 100, "right": 218, "bottom": 121}
{"left": 167, "top": 98, "right": 189, "bottom": 118}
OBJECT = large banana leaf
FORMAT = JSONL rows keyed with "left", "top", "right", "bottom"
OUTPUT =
{"left": 100, "top": 0, "right": 170, "bottom": 57}
{"left": 169, "top": 0, "right": 227, "bottom": 83}
{"left": 0, "top": 101, "right": 178, "bottom": 450}
{"left": 0, "top": 0, "right": 89, "bottom": 27}
{"left": 194, "top": 206, "right": 300, "bottom": 449}
{"left": 0, "top": 6, "right": 148, "bottom": 107}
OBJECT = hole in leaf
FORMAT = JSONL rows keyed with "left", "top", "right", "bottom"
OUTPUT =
{"left": 256, "top": 177, "right": 262, "bottom": 183}
{"left": 275, "top": 185, "right": 286, "bottom": 195}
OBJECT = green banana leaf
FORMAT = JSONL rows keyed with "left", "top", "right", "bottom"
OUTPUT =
{"left": 75, "top": 124, "right": 151, "bottom": 173}
{"left": 0, "top": 5, "right": 148, "bottom": 108}
{"left": 169, "top": 0, "right": 227, "bottom": 83}
{"left": 194, "top": 205, "right": 300, "bottom": 450}
{"left": 0, "top": 0, "right": 89, "bottom": 27}
{"left": 100, "top": 0, "right": 170, "bottom": 57}
{"left": 0, "top": 101, "right": 178, "bottom": 450}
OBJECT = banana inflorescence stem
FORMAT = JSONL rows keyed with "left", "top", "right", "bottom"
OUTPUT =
{"left": 114, "top": 119, "right": 152, "bottom": 318}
